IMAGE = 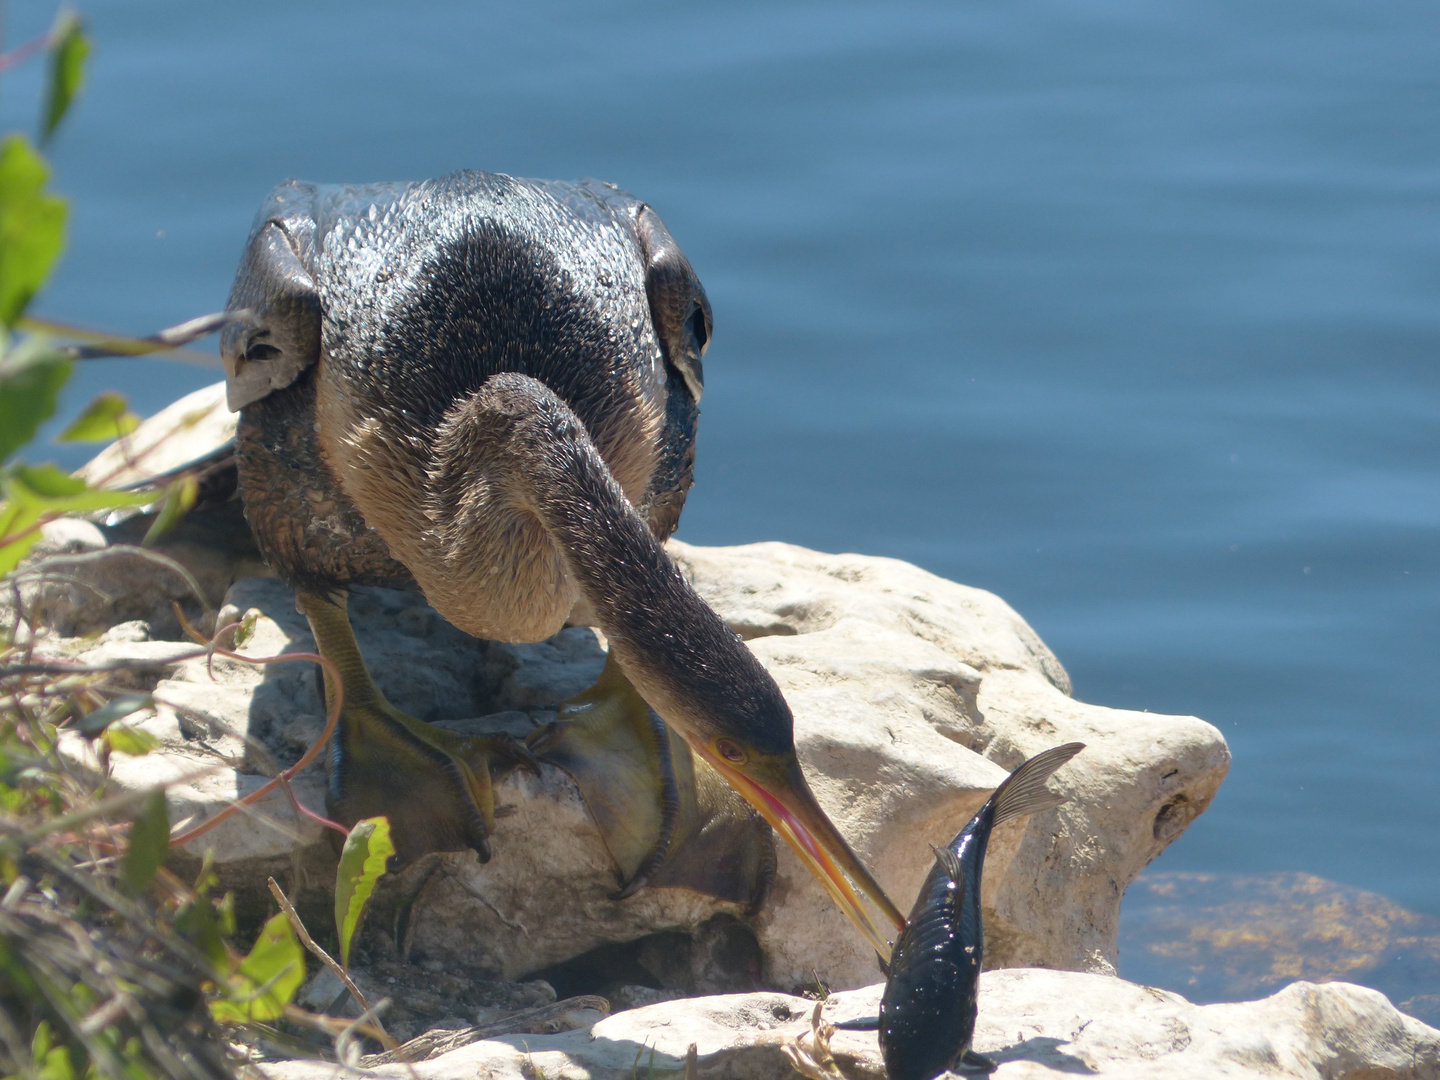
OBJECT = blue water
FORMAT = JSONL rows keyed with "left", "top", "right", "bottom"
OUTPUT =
{"left": 5, "top": 0, "right": 1437, "bottom": 943}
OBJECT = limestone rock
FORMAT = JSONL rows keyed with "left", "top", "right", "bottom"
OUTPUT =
{"left": 75, "top": 381, "right": 236, "bottom": 490}
{"left": 7, "top": 501, "right": 269, "bottom": 640}
{"left": 4, "top": 383, "right": 266, "bottom": 639}
{"left": 257, "top": 969, "right": 1440, "bottom": 1080}
{"left": 666, "top": 541, "right": 1228, "bottom": 989}
{"left": 60, "top": 541, "right": 1228, "bottom": 992}
{"left": 30, "top": 516, "right": 109, "bottom": 558}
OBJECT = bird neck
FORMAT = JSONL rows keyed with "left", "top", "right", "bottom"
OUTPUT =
{"left": 433, "top": 371, "right": 778, "bottom": 743}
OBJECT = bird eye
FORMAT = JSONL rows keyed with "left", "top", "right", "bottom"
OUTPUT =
{"left": 715, "top": 738, "right": 746, "bottom": 764}
{"left": 686, "top": 304, "right": 709, "bottom": 356}
{"left": 245, "top": 341, "right": 282, "bottom": 362}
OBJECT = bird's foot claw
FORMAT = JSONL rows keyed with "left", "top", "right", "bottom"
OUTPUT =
{"left": 490, "top": 731, "right": 542, "bottom": 778}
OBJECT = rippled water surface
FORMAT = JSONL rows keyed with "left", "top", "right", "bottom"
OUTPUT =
{"left": 3, "top": 0, "right": 1437, "bottom": 1003}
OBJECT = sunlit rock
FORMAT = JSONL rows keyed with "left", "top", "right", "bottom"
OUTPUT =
{"left": 668, "top": 540, "right": 1229, "bottom": 988}
{"left": 61, "top": 537, "right": 1228, "bottom": 992}
{"left": 260, "top": 969, "right": 1440, "bottom": 1080}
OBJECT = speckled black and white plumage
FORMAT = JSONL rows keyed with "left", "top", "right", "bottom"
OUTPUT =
{"left": 223, "top": 172, "right": 707, "bottom": 606}
{"left": 217, "top": 172, "right": 907, "bottom": 939}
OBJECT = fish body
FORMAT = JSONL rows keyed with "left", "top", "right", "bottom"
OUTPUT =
{"left": 878, "top": 743, "right": 1085, "bottom": 1079}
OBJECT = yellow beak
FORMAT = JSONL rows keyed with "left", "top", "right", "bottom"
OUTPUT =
{"left": 700, "top": 749, "right": 905, "bottom": 962}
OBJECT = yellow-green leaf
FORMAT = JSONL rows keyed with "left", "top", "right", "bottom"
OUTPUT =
{"left": 31, "top": 1018, "right": 53, "bottom": 1059}
{"left": 232, "top": 607, "right": 260, "bottom": 649}
{"left": 0, "top": 462, "right": 157, "bottom": 575}
{"left": 57, "top": 390, "right": 139, "bottom": 443}
{"left": 4, "top": 462, "right": 153, "bottom": 514}
{"left": 37, "top": 1041, "right": 75, "bottom": 1080}
{"left": 102, "top": 722, "right": 157, "bottom": 757}
{"left": 209, "top": 911, "right": 305, "bottom": 1024}
{"left": 121, "top": 787, "right": 169, "bottom": 897}
{"left": 41, "top": 13, "right": 90, "bottom": 145}
{"left": 0, "top": 509, "right": 44, "bottom": 577}
{"left": 334, "top": 816, "right": 394, "bottom": 967}
{"left": 141, "top": 473, "right": 199, "bottom": 546}
{"left": 175, "top": 893, "right": 227, "bottom": 970}
{"left": 0, "top": 134, "right": 67, "bottom": 328}
{"left": 30, "top": 1021, "right": 75, "bottom": 1080}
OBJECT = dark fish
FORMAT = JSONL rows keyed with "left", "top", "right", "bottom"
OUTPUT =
{"left": 878, "top": 743, "right": 1085, "bottom": 1078}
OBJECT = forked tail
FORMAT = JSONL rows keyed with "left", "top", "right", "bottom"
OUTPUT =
{"left": 990, "top": 742, "right": 1086, "bottom": 828}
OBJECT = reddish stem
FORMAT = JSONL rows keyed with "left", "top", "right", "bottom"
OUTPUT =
{"left": 0, "top": 33, "right": 49, "bottom": 75}
{"left": 167, "top": 633, "right": 345, "bottom": 847}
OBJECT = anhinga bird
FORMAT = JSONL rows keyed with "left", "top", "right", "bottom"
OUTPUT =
{"left": 220, "top": 172, "right": 904, "bottom": 958}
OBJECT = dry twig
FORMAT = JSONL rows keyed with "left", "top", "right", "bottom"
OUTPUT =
{"left": 359, "top": 996, "right": 612, "bottom": 1066}
{"left": 782, "top": 1002, "right": 850, "bottom": 1080}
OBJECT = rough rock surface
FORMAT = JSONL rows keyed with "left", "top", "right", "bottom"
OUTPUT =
{"left": 6, "top": 382, "right": 262, "bottom": 640}
{"left": 668, "top": 541, "right": 1228, "bottom": 989}
{"left": 258, "top": 969, "right": 1440, "bottom": 1080}
{"left": 76, "top": 380, "right": 237, "bottom": 490}
{"left": 6, "top": 497, "right": 268, "bottom": 641}
{"left": 55, "top": 537, "right": 1228, "bottom": 992}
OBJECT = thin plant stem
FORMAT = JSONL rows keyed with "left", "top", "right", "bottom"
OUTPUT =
{"left": 264, "top": 877, "right": 395, "bottom": 1049}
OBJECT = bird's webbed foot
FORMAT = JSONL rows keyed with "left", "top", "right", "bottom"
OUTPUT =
{"left": 528, "top": 651, "right": 775, "bottom": 908}
{"left": 328, "top": 695, "right": 537, "bottom": 866}
{"left": 299, "top": 591, "right": 538, "bottom": 866}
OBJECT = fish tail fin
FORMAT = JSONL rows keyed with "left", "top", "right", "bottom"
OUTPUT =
{"left": 930, "top": 843, "right": 966, "bottom": 892}
{"left": 990, "top": 742, "right": 1085, "bottom": 829}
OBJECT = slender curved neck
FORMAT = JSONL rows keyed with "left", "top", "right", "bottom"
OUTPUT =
{"left": 521, "top": 377, "right": 777, "bottom": 743}
{"left": 434, "top": 372, "right": 906, "bottom": 945}
{"left": 445, "top": 372, "right": 780, "bottom": 747}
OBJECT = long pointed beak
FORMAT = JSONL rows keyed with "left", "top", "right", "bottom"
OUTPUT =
{"left": 701, "top": 750, "right": 906, "bottom": 962}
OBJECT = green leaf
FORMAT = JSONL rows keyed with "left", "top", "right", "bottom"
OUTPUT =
{"left": 0, "top": 460, "right": 157, "bottom": 577}
{"left": 30, "top": 1021, "right": 75, "bottom": 1080}
{"left": 209, "top": 911, "right": 304, "bottom": 1024}
{"left": 175, "top": 893, "right": 227, "bottom": 970}
{"left": 0, "top": 500, "right": 44, "bottom": 576}
{"left": 334, "top": 816, "right": 394, "bottom": 968}
{"left": 31, "top": 1018, "right": 53, "bottom": 1059}
{"left": 232, "top": 607, "right": 260, "bottom": 649}
{"left": 8, "top": 462, "right": 161, "bottom": 510}
{"left": 41, "top": 13, "right": 90, "bottom": 145}
{"left": 141, "top": 473, "right": 199, "bottom": 546}
{"left": 77, "top": 693, "right": 153, "bottom": 736}
{"left": 217, "top": 889, "right": 238, "bottom": 938}
{"left": 8, "top": 461, "right": 86, "bottom": 499}
{"left": 102, "top": 722, "right": 157, "bottom": 757}
{"left": 121, "top": 787, "right": 168, "bottom": 897}
{"left": 57, "top": 390, "right": 139, "bottom": 442}
{"left": 37, "top": 1042, "right": 76, "bottom": 1080}
{"left": 0, "top": 134, "right": 67, "bottom": 328}
{"left": 0, "top": 336, "right": 72, "bottom": 463}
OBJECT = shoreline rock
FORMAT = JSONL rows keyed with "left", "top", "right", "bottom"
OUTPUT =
{"left": 668, "top": 541, "right": 1229, "bottom": 987}
{"left": 256, "top": 968, "right": 1440, "bottom": 1080}
{"left": 56, "top": 536, "right": 1228, "bottom": 991}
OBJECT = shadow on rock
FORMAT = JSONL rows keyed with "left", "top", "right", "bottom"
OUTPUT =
{"left": 989, "top": 1035, "right": 1097, "bottom": 1073}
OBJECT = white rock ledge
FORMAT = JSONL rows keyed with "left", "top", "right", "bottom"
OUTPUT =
{"left": 257, "top": 969, "right": 1440, "bottom": 1080}
{"left": 668, "top": 541, "right": 1230, "bottom": 988}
